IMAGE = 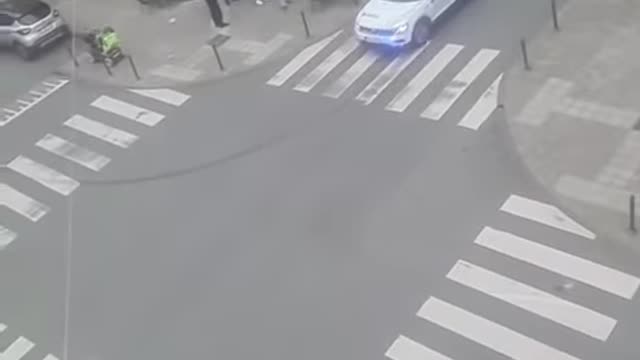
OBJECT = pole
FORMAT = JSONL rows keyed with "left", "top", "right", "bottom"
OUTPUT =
{"left": 520, "top": 38, "right": 531, "bottom": 71}
{"left": 630, "top": 195, "right": 636, "bottom": 233}
{"left": 102, "top": 61, "right": 113, "bottom": 76}
{"left": 300, "top": 11, "right": 310, "bottom": 38}
{"left": 551, "top": 0, "right": 559, "bottom": 31}
{"left": 212, "top": 45, "right": 224, "bottom": 71}
{"left": 68, "top": 47, "right": 79, "bottom": 67}
{"left": 127, "top": 55, "right": 141, "bottom": 80}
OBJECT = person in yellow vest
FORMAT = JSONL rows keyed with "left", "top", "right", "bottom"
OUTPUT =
{"left": 98, "top": 27, "right": 121, "bottom": 56}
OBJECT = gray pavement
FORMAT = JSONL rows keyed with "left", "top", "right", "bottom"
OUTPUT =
{"left": 2, "top": 0, "right": 640, "bottom": 360}
{"left": 504, "top": 0, "right": 640, "bottom": 254}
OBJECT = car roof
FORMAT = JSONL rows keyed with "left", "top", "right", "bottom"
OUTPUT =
{"left": 0, "top": 0, "right": 43, "bottom": 15}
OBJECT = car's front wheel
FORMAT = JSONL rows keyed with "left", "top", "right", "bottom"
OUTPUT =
{"left": 411, "top": 18, "right": 431, "bottom": 47}
{"left": 14, "top": 43, "right": 35, "bottom": 60}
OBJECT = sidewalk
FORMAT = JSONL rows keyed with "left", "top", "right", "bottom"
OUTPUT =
{"left": 504, "top": 0, "right": 640, "bottom": 252}
{"left": 53, "top": 0, "right": 358, "bottom": 88}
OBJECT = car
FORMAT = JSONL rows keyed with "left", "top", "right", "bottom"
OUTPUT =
{"left": 0, "top": 0, "right": 70, "bottom": 60}
{"left": 354, "top": 0, "right": 459, "bottom": 47}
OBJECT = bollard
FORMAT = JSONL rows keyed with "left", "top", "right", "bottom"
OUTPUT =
{"left": 208, "top": 34, "right": 230, "bottom": 72}
{"left": 102, "top": 61, "right": 113, "bottom": 76}
{"left": 127, "top": 55, "right": 141, "bottom": 80}
{"left": 67, "top": 47, "right": 79, "bottom": 67}
{"left": 520, "top": 38, "right": 531, "bottom": 71}
{"left": 551, "top": 0, "right": 559, "bottom": 31}
{"left": 630, "top": 195, "right": 637, "bottom": 233}
{"left": 212, "top": 44, "right": 224, "bottom": 71}
{"left": 300, "top": 11, "right": 310, "bottom": 38}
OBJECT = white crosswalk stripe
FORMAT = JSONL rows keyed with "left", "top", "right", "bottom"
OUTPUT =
{"left": 64, "top": 115, "right": 139, "bottom": 149}
{"left": 417, "top": 297, "right": 581, "bottom": 360}
{"left": 36, "top": 134, "right": 111, "bottom": 171}
{"left": 294, "top": 37, "right": 361, "bottom": 93}
{"left": 421, "top": 48, "right": 499, "bottom": 120}
{"left": 457, "top": 73, "right": 502, "bottom": 130}
{"left": 91, "top": 96, "right": 165, "bottom": 126}
{"left": 386, "top": 44, "right": 463, "bottom": 113}
{"left": 447, "top": 260, "right": 616, "bottom": 340}
{"left": 0, "top": 336, "right": 35, "bottom": 360}
{"left": 128, "top": 88, "right": 191, "bottom": 106}
{"left": 0, "top": 225, "right": 17, "bottom": 249}
{"left": 0, "top": 183, "right": 50, "bottom": 221}
{"left": 386, "top": 335, "right": 453, "bottom": 360}
{"left": 7, "top": 156, "right": 79, "bottom": 196}
{"left": 323, "top": 49, "right": 380, "bottom": 99}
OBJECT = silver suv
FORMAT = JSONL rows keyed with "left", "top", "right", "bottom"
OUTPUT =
{"left": 0, "top": 0, "right": 69, "bottom": 60}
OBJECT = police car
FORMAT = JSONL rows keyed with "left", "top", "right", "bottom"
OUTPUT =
{"left": 354, "top": 0, "right": 460, "bottom": 47}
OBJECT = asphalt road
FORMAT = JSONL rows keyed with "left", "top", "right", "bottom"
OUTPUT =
{"left": 2, "top": 0, "right": 640, "bottom": 360}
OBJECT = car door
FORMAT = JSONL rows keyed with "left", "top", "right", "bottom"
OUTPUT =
{"left": 0, "top": 13, "right": 15, "bottom": 46}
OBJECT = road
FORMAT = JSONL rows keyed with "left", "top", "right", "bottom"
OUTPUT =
{"left": 1, "top": 0, "right": 640, "bottom": 360}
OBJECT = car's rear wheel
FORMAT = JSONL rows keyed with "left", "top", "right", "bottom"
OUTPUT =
{"left": 14, "top": 43, "right": 35, "bottom": 60}
{"left": 411, "top": 18, "right": 431, "bottom": 47}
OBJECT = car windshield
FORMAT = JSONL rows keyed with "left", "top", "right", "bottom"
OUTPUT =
{"left": 17, "top": 1, "right": 49, "bottom": 25}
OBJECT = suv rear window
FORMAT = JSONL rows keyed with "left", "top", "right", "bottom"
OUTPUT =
{"left": 17, "top": 2, "right": 50, "bottom": 25}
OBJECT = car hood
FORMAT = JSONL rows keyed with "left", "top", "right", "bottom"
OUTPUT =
{"left": 357, "top": 0, "right": 421, "bottom": 29}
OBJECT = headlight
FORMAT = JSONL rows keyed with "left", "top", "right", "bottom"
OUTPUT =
{"left": 17, "top": 28, "right": 31, "bottom": 35}
{"left": 395, "top": 23, "right": 409, "bottom": 34}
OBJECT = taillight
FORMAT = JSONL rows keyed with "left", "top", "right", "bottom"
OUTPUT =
{"left": 17, "top": 28, "right": 31, "bottom": 35}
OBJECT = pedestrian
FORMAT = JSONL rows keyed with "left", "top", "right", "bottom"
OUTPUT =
{"left": 204, "top": 0, "right": 229, "bottom": 28}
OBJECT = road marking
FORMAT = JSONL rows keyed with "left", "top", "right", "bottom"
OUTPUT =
{"left": 323, "top": 49, "right": 380, "bottom": 99}
{"left": 0, "top": 225, "right": 17, "bottom": 250}
{"left": 386, "top": 44, "right": 464, "bottom": 113}
{"left": 385, "top": 335, "right": 453, "bottom": 360}
{"left": 91, "top": 96, "right": 165, "bottom": 126}
{"left": 64, "top": 115, "right": 138, "bottom": 149}
{"left": 421, "top": 48, "right": 499, "bottom": 120}
{"left": 417, "top": 297, "right": 580, "bottom": 360}
{"left": 128, "top": 88, "right": 191, "bottom": 106}
{"left": 36, "top": 134, "right": 111, "bottom": 172}
{"left": 0, "top": 323, "right": 5, "bottom": 332}
{"left": 0, "top": 77, "right": 69, "bottom": 127}
{"left": 475, "top": 226, "right": 640, "bottom": 299}
{"left": 500, "top": 194, "right": 595, "bottom": 239}
{"left": 7, "top": 156, "right": 79, "bottom": 196}
{"left": 458, "top": 73, "right": 503, "bottom": 130}
{"left": 294, "top": 37, "right": 360, "bottom": 93}
{"left": 0, "top": 183, "right": 50, "bottom": 221}
{"left": 1, "top": 336, "right": 35, "bottom": 360}
{"left": 267, "top": 30, "right": 343, "bottom": 87}
{"left": 356, "top": 44, "right": 428, "bottom": 105}
{"left": 43, "top": 355, "right": 59, "bottom": 360}
{"left": 447, "top": 260, "right": 616, "bottom": 340}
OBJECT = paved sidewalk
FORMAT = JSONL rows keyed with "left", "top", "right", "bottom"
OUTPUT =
{"left": 53, "top": 0, "right": 358, "bottom": 87}
{"left": 504, "top": 0, "right": 640, "bottom": 252}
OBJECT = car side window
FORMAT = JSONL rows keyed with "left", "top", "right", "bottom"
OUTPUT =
{"left": 0, "top": 14, "right": 14, "bottom": 26}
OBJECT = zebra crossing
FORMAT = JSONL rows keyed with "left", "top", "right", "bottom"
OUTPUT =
{"left": 1, "top": 77, "right": 69, "bottom": 127}
{"left": 0, "top": 86, "right": 191, "bottom": 250}
{"left": 0, "top": 322, "right": 57, "bottom": 360}
{"left": 267, "top": 30, "right": 503, "bottom": 130}
{"left": 386, "top": 194, "right": 640, "bottom": 360}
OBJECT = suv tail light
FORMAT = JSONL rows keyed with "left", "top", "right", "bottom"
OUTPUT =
{"left": 17, "top": 28, "right": 31, "bottom": 35}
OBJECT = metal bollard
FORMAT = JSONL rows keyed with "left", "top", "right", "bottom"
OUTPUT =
{"left": 551, "top": 0, "right": 559, "bottom": 31}
{"left": 630, "top": 195, "right": 637, "bottom": 233}
{"left": 212, "top": 44, "right": 224, "bottom": 71}
{"left": 102, "top": 61, "right": 113, "bottom": 76}
{"left": 300, "top": 11, "right": 310, "bottom": 38}
{"left": 520, "top": 38, "right": 531, "bottom": 71}
{"left": 127, "top": 55, "right": 141, "bottom": 80}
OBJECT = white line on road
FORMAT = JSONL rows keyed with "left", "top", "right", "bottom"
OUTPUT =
{"left": 458, "top": 73, "right": 503, "bottom": 130}
{"left": 0, "top": 78, "right": 69, "bottom": 127}
{"left": 500, "top": 194, "right": 595, "bottom": 239}
{"left": 417, "top": 297, "right": 580, "bottom": 360}
{"left": 0, "top": 323, "right": 5, "bottom": 332}
{"left": 0, "top": 183, "right": 50, "bottom": 221}
{"left": 385, "top": 335, "right": 453, "bottom": 360}
{"left": 386, "top": 44, "right": 463, "bottom": 113}
{"left": 475, "top": 226, "right": 640, "bottom": 299}
{"left": 1, "top": 336, "right": 35, "bottom": 360}
{"left": 421, "top": 49, "right": 499, "bottom": 120}
{"left": 128, "top": 88, "right": 191, "bottom": 106}
{"left": 0, "top": 225, "right": 17, "bottom": 250}
{"left": 294, "top": 37, "right": 360, "bottom": 93}
{"left": 36, "top": 134, "right": 111, "bottom": 172}
{"left": 91, "top": 96, "right": 165, "bottom": 126}
{"left": 64, "top": 115, "right": 138, "bottom": 149}
{"left": 7, "top": 156, "right": 80, "bottom": 196}
{"left": 267, "top": 30, "right": 343, "bottom": 87}
{"left": 323, "top": 49, "right": 380, "bottom": 99}
{"left": 356, "top": 44, "right": 428, "bottom": 105}
{"left": 43, "top": 355, "right": 59, "bottom": 360}
{"left": 447, "top": 260, "right": 616, "bottom": 340}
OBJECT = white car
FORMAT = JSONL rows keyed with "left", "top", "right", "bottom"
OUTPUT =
{"left": 354, "top": 0, "right": 459, "bottom": 47}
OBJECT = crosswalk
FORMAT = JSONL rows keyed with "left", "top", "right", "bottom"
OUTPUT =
{"left": 267, "top": 31, "right": 503, "bottom": 130}
{"left": 0, "top": 86, "right": 191, "bottom": 250}
{"left": 1, "top": 76, "right": 69, "bottom": 127}
{"left": 386, "top": 194, "right": 640, "bottom": 360}
{"left": 0, "top": 322, "right": 57, "bottom": 360}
